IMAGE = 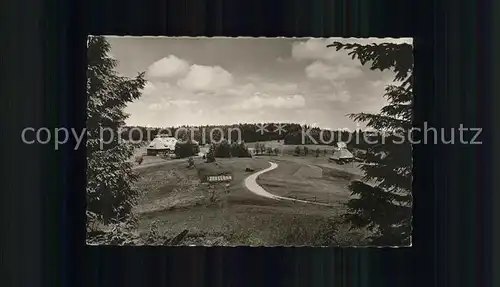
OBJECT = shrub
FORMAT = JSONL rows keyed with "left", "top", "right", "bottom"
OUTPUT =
{"left": 214, "top": 139, "right": 232, "bottom": 158}
{"left": 205, "top": 144, "right": 216, "bottom": 163}
{"left": 294, "top": 146, "right": 301, "bottom": 156}
{"left": 254, "top": 142, "right": 261, "bottom": 155}
{"left": 230, "top": 142, "right": 252, "bottom": 158}
{"left": 175, "top": 140, "right": 198, "bottom": 158}
{"left": 267, "top": 216, "right": 374, "bottom": 246}
{"left": 135, "top": 154, "right": 144, "bottom": 165}
{"left": 87, "top": 219, "right": 189, "bottom": 246}
{"left": 259, "top": 143, "right": 266, "bottom": 155}
{"left": 266, "top": 147, "right": 273, "bottom": 156}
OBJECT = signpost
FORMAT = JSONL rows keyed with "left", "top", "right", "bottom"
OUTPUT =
{"left": 205, "top": 174, "right": 233, "bottom": 183}
{"left": 202, "top": 173, "right": 233, "bottom": 201}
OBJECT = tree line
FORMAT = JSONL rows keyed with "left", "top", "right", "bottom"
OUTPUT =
{"left": 120, "top": 124, "right": 383, "bottom": 150}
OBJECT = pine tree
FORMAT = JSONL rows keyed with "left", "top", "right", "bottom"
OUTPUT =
{"left": 206, "top": 143, "right": 216, "bottom": 163}
{"left": 86, "top": 36, "right": 146, "bottom": 226}
{"left": 327, "top": 41, "right": 413, "bottom": 245}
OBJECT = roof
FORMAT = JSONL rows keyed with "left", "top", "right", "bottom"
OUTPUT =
{"left": 155, "top": 134, "right": 175, "bottom": 139}
{"left": 336, "top": 142, "right": 347, "bottom": 149}
{"left": 330, "top": 149, "right": 354, "bottom": 160}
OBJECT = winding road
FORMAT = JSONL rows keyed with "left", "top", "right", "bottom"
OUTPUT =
{"left": 243, "top": 161, "right": 333, "bottom": 206}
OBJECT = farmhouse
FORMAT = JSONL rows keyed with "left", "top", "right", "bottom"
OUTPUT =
{"left": 146, "top": 134, "right": 199, "bottom": 156}
{"left": 329, "top": 141, "right": 354, "bottom": 164}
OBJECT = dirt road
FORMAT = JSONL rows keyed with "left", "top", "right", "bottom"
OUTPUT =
{"left": 243, "top": 161, "right": 333, "bottom": 206}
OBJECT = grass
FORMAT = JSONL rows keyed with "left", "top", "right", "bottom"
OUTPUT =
{"left": 254, "top": 155, "right": 357, "bottom": 205}
{"left": 129, "top": 153, "right": 370, "bottom": 246}
{"left": 252, "top": 140, "right": 340, "bottom": 155}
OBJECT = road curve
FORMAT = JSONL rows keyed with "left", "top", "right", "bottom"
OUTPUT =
{"left": 244, "top": 161, "right": 333, "bottom": 206}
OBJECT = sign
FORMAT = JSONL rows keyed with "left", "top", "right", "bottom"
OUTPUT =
{"left": 205, "top": 174, "right": 233, "bottom": 183}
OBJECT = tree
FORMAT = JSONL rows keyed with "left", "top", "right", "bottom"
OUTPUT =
{"left": 206, "top": 143, "right": 216, "bottom": 163}
{"left": 259, "top": 143, "right": 266, "bottom": 155}
{"left": 266, "top": 147, "right": 273, "bottom": 156}
{"left": 175, "top": 139, "right": 198, "bottom": 159}
{"left": 327, "top": 41, "right": 413, "bottom": 245}
{"left": 230, "top": 141, "right": 252, "bottom": 158}
{"left": 294, "top": 146, "right": 301, "bottom": 156}
{"left": 214, "top": 139, "right": 232, "bottom": 158}
{"left": 254, "top": 142, "right": 261, "bottom": 155}
{"left": 187, "top": 157, "right": 195, "bottom": 168}
{"left": 86, "top": 36, "right": 146, "bottom": 226}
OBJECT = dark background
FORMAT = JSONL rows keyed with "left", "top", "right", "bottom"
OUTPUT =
{"left": 2, "top": 0, "right": 496, "bottom": 286}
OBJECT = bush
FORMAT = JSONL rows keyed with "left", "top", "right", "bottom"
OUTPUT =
{"left": 230, "top": 142, "right": 252, "bottom": 158}
{"left": 218, "top": 214, "right": 375, "bottom": 246}
{"left": 259, "top": 143, "right": 266, "bottom": 155}
{"left": 267, "top": 216, "right": 374, "bottom": 246}
{"left": 266, "top": 147, "right": 273, "bottom": 156}
{"left": 214, "top": 139, "right": 232, "bottom": 158}
{"left": 205, "top": 144, "right": 216, "bottom": 163}
{"left": 207, "top": 140, "right": 252, "bottom": 158}
{"left": 175, "top": 140, "right": 198, "bottom": 158}
{"left": 294, "top": 146, "right": 301, "bottom": 156}
{"left": 87, "top": 222, "right": 143, "bottom": 246}
{"left": 87, "top": 219, "right": 189, "bottom": 246}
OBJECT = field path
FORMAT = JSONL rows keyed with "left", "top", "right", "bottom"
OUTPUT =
{"left": 244, "top": 161, "right": 333, "bottom": 206}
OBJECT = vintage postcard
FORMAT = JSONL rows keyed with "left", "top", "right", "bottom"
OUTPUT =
{"left": 85, "top": 36, "right": 413, "bottom": 246}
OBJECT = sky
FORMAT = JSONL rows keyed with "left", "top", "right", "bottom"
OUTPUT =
{"left": 105, "top": 36, "right": 412, "bottom": 130}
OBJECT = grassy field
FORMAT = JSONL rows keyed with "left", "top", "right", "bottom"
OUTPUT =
{"left": 128, "top": 150, "right": 371, "bottom": 246}
{"left": 255, "top": 155, "right": 358, "bottom": 205}
{"left": 248, "top": 140, "right": 340, "bottom": 155}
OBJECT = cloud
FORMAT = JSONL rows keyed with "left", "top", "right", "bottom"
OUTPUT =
{"left": 335, "top": 37, "right": 413, "bottom": 45}
{"left": 145, "top": 55, "right": 190, "bottom": 79}
{"left": 141, "top": 81, "right": 157, "bottom": 95}
{"left": 305, "top": 61, "right": 363, "bottom": 81}
{"left": 146, "top": 99, "right": 198, "bottom": 111}
{"left": 292, "top": 38, "right": 357, "bottom": 63}
{"left": 169, "top": 100, "right": 199, "bottom": 107}
{"left": 147, "top": 103, "right": 163, "bottom": 111}
{"left": 226, "top": 78, "right": 299, "bottom": 98}
{"left": 119, "top": 38, "right": 409, "bottom": 129}
{"left": 140, "top": 81, "right": 172, "bottom": 96}
{"left": 178, "top": 64, "right": 233, "bottom": 92}
{"left": 292, "top": 37, "right": 412, "bottom": 63}
{"left": 301, "top": 81, "right": 352, "bottom": 103}
{"left": 260, "top": 82, "right": 299, "bottom": 93}
{"left": 327, "top": 90, "right": 351, "bottom": 103}
{"left": 230, "top": 93, "right": 306, "bottom": 110}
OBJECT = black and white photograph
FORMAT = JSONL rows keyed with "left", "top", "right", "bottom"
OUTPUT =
{"left": 85, "top": 36, "right": 413, "bottom": 246}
